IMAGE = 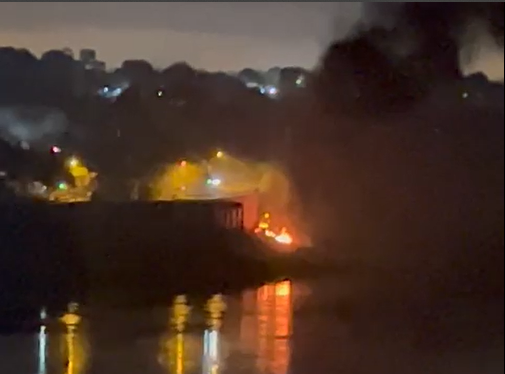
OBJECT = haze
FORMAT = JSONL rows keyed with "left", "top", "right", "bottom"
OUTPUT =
{"left": 0, "top": 2, "right": 360, "bottom": 71}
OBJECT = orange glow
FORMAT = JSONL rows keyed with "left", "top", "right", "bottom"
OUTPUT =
{"left": 265, "top": 230, "right": 277, "bottom": 238}
{"left": 253, "top": 282, "right": 293, "bottom": 374}
{"left": 255, "top": 215, "right": 295, "bottom": 247}
{"left": 274, "top": 228, "right": 293, "bottom": 245}
{"left": 275, "top": 281, "right": 292, "bottom": 297}
{"left": 180, "top": 161, "right": 188, "bottom": 167}
{"left": 258, "top": 222, "right": 269, "bottom": 230}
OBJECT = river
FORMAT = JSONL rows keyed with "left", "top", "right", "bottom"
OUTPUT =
{"left": 0, "top": 276, "right": 503, "bottom": 374}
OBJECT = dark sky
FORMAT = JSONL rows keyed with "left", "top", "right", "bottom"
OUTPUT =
{"left": 0, "top": 2, "right": 361, "bottom": 70}
{"left": 0, "top": 2, "right": 502, "bottom": 78}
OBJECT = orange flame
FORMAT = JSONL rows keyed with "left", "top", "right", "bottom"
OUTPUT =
{"left": 256, "top": 214, "right": 294, "bottom": 246}
{"left": 274, "top": 228, "right": 293, "bottom": 245}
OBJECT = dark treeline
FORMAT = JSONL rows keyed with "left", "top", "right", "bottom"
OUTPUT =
{"left": 0, "top": 47, "right": 308, "bottom": 198}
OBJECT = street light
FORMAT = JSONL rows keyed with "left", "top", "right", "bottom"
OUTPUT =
{"left": 67, "top": 157, "right": 80, "bottom": 168}
{"left": 216, "top": 151, "right": 224, "bottom": 159}
{"left": 207, "top": 178, "right": 222, "bottom": 187}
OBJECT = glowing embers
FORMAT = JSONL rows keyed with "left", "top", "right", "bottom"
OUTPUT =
{"left": 255, "top": 213, "right": 294, "bottom": 247}
{"left": 274, "top": 228, "right": 293, "bottom": 245}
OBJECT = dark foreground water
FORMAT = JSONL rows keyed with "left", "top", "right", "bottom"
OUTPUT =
{"left": 0, "top": 275, "right": 503, "bottom": 374}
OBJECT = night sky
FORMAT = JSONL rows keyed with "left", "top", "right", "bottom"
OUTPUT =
{"left": 0, "top": 2, "right": 360, "bottom": 70}
{"left": 0, "top": 2, "right": 503, "bottom": 78}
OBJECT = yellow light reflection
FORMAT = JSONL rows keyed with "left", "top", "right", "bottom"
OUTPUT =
{"left": 159, "top": 332, "right": 194, "bottom": 374}
{"left": 60, "top": 303, "right": 87, "bottom": 374}
{"left": 205, "top": 295, "right": 227, "bottom": 331}
{"left": 175, "top": 333, "right": 184, "bottom": 374}
{"left": 159, "top": 300, "right": 202, "bottom": 374}
{"left": 275, "top": 281, "right": 292, "bottom": 298}
{"left": 241, "top": 281, "right": 293, "bottom": 374}
{"left": 172, "top": 295, "right": 191, "bottom": 333}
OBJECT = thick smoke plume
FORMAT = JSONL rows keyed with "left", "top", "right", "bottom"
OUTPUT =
{"left": 287, "top": 2, "right": 504, "bottom": 260}
{"left": 283, "top": 7, "right": 504, "bottom": 370}
{"left": 315, "top": 2, "right": 504, "bottom": 116}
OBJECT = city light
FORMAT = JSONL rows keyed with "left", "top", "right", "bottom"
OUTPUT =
{"left": 216, "top": 151, "right": 224, "bottom": 159}
{"left": 296, "top": 75, "right": 306, "bottom": 87}
{"left": 51, "top": 146, "right": 62, "bottom": 154}
{"left": 67, "top": 157, "right": 80, "bottom": 168}
{"left": 40, "top": 308, "right": 48, "bottom": 321}
{"left": 57, "top": 182, "right": 68, "bottom": 190}
{"left": 207, "top": 178, "right": 222, "bottom": 187}
{"left": 266, "top": 86, "right": 278, "bottom": 97}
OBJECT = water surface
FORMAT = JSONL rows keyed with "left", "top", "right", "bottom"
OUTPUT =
{"left": 0, "top": 277, "right": 503, "bottom": 374}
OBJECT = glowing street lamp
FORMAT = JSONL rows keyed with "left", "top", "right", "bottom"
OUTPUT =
{"left": 67, "top": 157, "right": 80, "bottom": 168}
{"left": 216, "top": 151, "right": 224, "bottom": 159}
{"left": 206, "top": 178, "right": 222, "bottom": 187}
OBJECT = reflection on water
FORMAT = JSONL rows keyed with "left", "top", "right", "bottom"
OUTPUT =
{"left": 37, "top": 325, "right": 47, "bottom": 374}
{"left": 2, "top": 277, "right": 501, "bottom": 374}
{"left": 241, "top": 280, "right": 293, "bottom": 374}
{"left": 202, "top": 330, "right": 221, "bottom": 374}
{"left": 33, "top": 303, "right": 89, "bottom": 374}
{"left": 159, "top": 332, "right": 198, "bottom": 374}
{"left": 203, "top": 295, "right": 227, "bottom": 374}
{"left": 4, "top": 281, "right": 294, "bottom": 374}
{"left": 172, "top": 296, "right": 192, "bottom": 333}
{"left": 61, "top": 303, "right": 86, "bottom": 374}
{"left": 159, "top": 294, "right": 229, "bottom": 374}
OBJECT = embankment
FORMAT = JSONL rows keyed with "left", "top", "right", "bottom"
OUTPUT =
{"left": 0, "top": 201, "right": 298, "bottom": 310}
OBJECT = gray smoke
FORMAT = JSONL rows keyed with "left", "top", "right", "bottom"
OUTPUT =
{"left": 0, "top": 106, "right": 69, "bottom": 149}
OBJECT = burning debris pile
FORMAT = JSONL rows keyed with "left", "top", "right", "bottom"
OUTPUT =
{"left": 254, "top": 212, "right": 294, "bottom": 248}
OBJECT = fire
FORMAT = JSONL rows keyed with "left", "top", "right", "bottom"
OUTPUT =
{"left": 274, "top": 228, "right": 293, "bottom": 245}
{"left": 255, "top": 213, "right": 294, "bottom": 247}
